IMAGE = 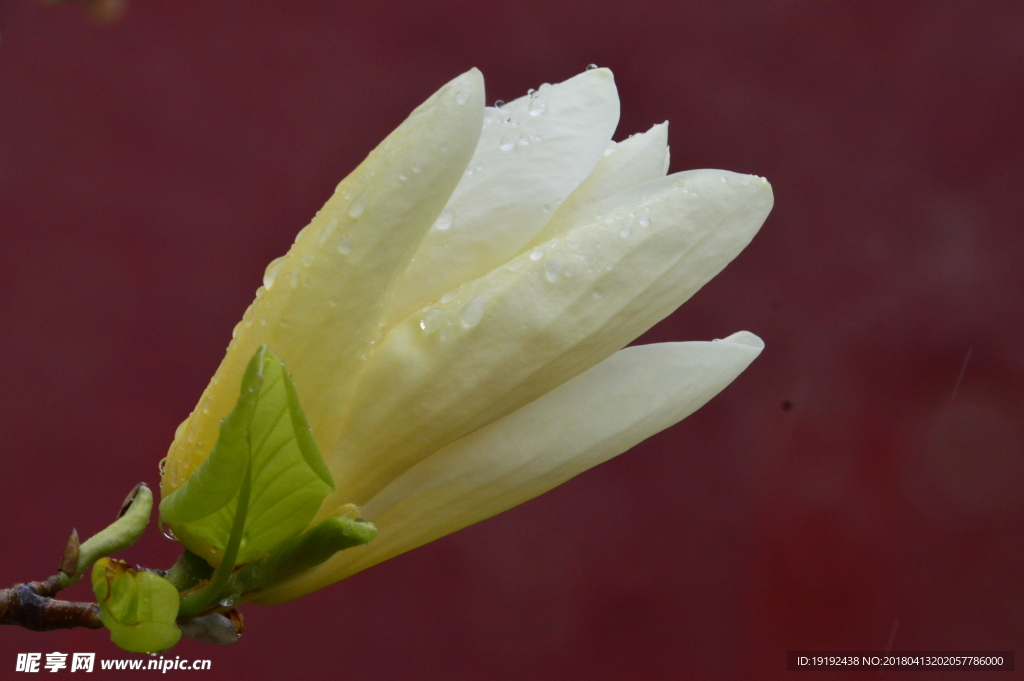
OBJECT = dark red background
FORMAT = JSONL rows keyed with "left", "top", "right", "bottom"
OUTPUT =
{"left": 2, "top": 2, "right": 1022, "bottom": 679}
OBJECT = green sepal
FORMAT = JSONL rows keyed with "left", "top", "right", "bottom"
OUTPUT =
{"left": 159, "top": 345, "right": 334, "bottom": 565}
{"left": 91, "top": 558, "right": 182, "bottom": 653}
{"left": 233, "top": 516, "right": 378, "bottom": 594}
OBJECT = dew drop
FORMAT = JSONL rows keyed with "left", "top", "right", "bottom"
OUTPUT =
{"left": 619, "top": 223, "right": 632, "bottom": 238}
{"left": 539, "top": 82, "right": 552, "bottom": 91}
{"left": 544, "top": 259, "right": 563, "bottom": 282}
{"left": 263, "top": 257, "right": 285, "bottom": 289}
{"left": 289, "top": 269, "right": 300, "bottom": 289}
{"left": 158, "top": 457, "right": 167, "bottom": 475}
{"left": 460, "top": 294, "right": 488, "bottom": 328}
{"left": 160, "top": 522, "right": 178, "bottom": 541}
{"left": 500, "top": 136, "right": 516, "bottom": 151}
{"left": 219, "top": 598, "right": 236, "bottom": 608}
{"left": 318, "top": 218, "right": 337, "bottom": 246}
{"left": 412, "top": 160, "right": 423, "bottom": 174}
{"left": 440, "top": 291, "right": 456, "bottom": 304}
{"left": 593, "top": 287, "right": 604, "bottom": 299}
{"left": 494, "top": 99, "right": 505, "bottom": 108}
{"left": 259, "top": 317, "right": 267, "bottom": 325}
{"left": 328, "top": 296, "right": 338, "bottom": 307}
{"left": 528, "top": 98, "right": 547, "bottom": 116}
{"left": 231, "top": 321, "right": 242, "bottom": 339}
{"left": 399, "top": 172, "right": 408, "bottom": 181}
{"left": 300, "top": 255, "right": 312, "bottom": 268}
{"left": 338, "top": 235, "right": 353, "bottom": 255}
{"left": 254, "top": 285, "right": 266, "bottom": 299}
{"left": 433, "top": 207, "right": 454, "bottom": 231}
{"left": 586, "top": 63, "right": 598, "bottom": 70}
{"left": 348, "top": 193, "right": 368, "bottom": 218}
{"left": 529, "top": 247, "right": 544, "bottom": 261}
{"left": 419, "top": 308, "right": 445, "bottom": 333}
{"left": 720, "top": 175, "right": 728, "bottom": 183}
{"left": 518, "top": 136, "right": 530, "bottom": 146}
{"left": 456, "top": 90, "right": 471, "bottom": 105}
{"left": 638, "top": 211, "right": 651, "bottom": 227}
{"left": 542, "top": 203, "right": 552, "bottom": 213}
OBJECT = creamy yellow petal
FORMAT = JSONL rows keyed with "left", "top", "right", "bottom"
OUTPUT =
{"left": 160, "top": 70, "right": 485, "bottom": 500}
{"left": 254, "top": 332, "right": 763, "bottom": 603}
{"left": 318, "top": 170, "right": 773, "bottom": 511}
{"left": 382, "top": 68, "right": 620, "bottom": 326}
{"left": 526, "top": 121, "right": 670, "bottom": 249}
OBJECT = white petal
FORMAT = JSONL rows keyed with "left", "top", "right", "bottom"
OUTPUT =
{"left": 160, "top": 70, "right": 484, "bottom": 495}
{"left": 254, "top": 333, "right": 763, "bottom": 603}
{"left": 526, "top": 121, "right": 670, "bottom": 248}
{"left": 319, "top": 170, "right": 773, "bottom": 510}
{"left": 382, "top": 68, "right": 620, "bottom": 326}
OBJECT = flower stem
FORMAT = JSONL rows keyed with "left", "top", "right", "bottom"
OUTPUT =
{"left": 177, "top": 461, "right": 251, "bottom": 620}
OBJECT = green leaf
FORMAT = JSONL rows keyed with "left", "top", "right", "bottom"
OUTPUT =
{"left": 159, "top": 345, "right": 334, "bottom": 565}
{"left": 233, "top": 516, "right": 378, "bottom": 593}
{"left": 91, "top": 558, "right": 182, "bottom": 653}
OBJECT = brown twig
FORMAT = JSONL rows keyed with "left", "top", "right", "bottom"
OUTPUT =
{"left": 0, "top": 579, "right": 102, "bottom": 631}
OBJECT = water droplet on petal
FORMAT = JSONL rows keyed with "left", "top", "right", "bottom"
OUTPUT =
{"left": 219, "top": 597, "right": 236, "bottom": 608}
{"left": 338, "top": 235, "right": 353, "bottom": 255}
{"left": 638, "top": 210, "right": 651, "bottom": 227}
{"left": 289, "top": 269, "right": 300, "bottom": 289}
{"left": 620, "top": 224, "right": 632, "bottom": 238}
{"left": 300, "top": 255, "right": 312, "bottom": 268}
{"left": 545, "top": 259, "right": 562, "bottom": 283}
{"left": 528, "top": 98, "right": 547, "bottom": 116}
{"left": 419, "top": 309, "right": 445, "bottom": 333}
{"left": 500, "top": 136, "right": 516, "bottom": 151}
{"left": 529, "top": 247, "right": 544, "bottom": 261}
{"left": 456, "top": 90, "right": 471, "bottom": 105}
{"left": 318, "top": 218, "right": 337, "bottom": 246}
{"left": 328, "top": 296, "right": 338, "bottom": 307}
{"left": 263, "top": 257, "right": 285, "bottom": 288}
{"left": 494, "top": 99, "right": 505, "bottom": 108}
{"left": 586, "top": 63, "right": 598, "bottom": 70}
{"left": 399, "top": 172, "right": 408, "bottom": 181}
{"left": 158, "top": 457, "right": 167, "bottom": 475}
{"left": 259, "top": 317, "right": 267, "bottom": 325}
{"left": 460, "top": 294, "right": 488, "bottom": 328}
{"left": 721, "top": 175, "right": 728, "bottom": 183}
{"left": 348, "top": 193, "right": 368, "bottom": 219}
{"left": 433, "top": 207, "right": 454, "bottom": 231}
{"left": 440, "top": 291, "right": 456, "bottom": 304}
{"left": 412, "top": 160, "right": 423, "bottom": 174}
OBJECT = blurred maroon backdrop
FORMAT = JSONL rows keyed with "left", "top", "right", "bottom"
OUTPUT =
{"left": 2, "top": 2, "right": 1022, "bottom": 679}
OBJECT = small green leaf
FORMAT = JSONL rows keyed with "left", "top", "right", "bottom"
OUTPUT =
{"left": 159, "top": 345, "right": 334, "bottom": 565}
{"left": 91, "top": 558, "right": 182, "bottom": 653}
{"left": 233, "top": 515, "right": 378, "bottom": 593}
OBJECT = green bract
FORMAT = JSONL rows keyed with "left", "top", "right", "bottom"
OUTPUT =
{"left": 159, "top": 345, "right": 334, "bottom": 566}
{"left": 91, "top": 558, "right": 181, "bottom": 653}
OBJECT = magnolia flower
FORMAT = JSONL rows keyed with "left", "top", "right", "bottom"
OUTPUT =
{"left": 160, "top": 67, "right": 773, "bottom": 604}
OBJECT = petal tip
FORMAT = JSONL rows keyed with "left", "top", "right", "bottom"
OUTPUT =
{"left": 715, "top": 330, "right": 765, "bottom": 354}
